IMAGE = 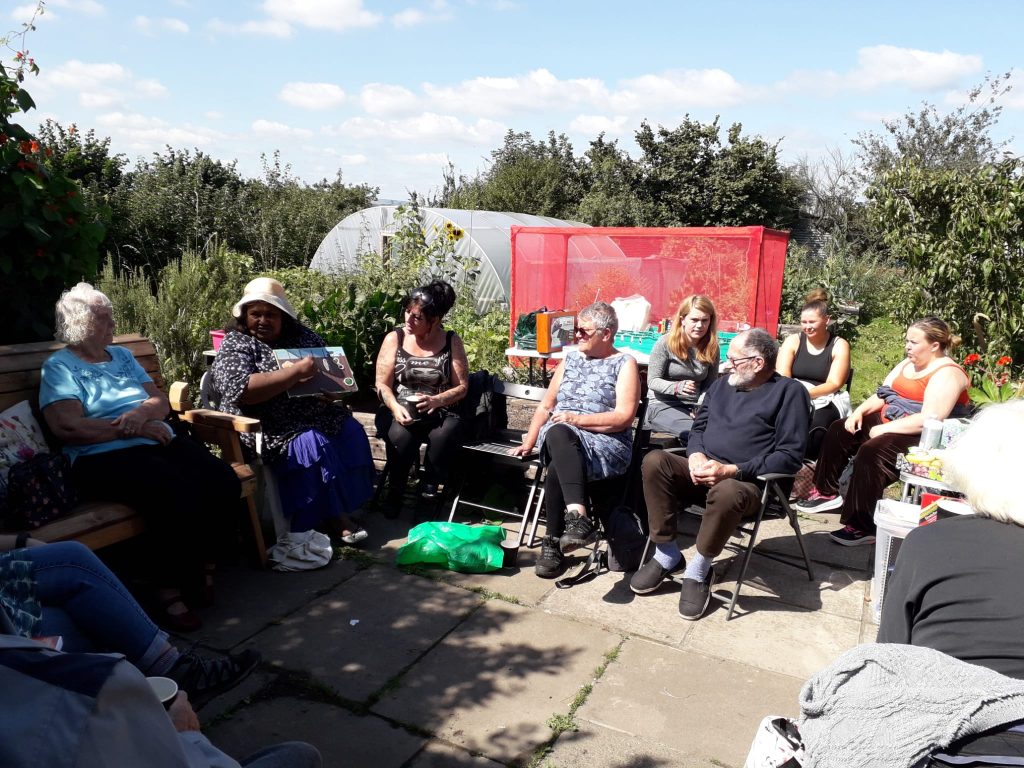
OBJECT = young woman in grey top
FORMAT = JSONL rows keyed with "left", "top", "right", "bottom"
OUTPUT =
{"left": 644, "top": 294, "right": 720, "bottom": 442}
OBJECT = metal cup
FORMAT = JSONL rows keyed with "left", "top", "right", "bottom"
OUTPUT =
{"left": 500, "top": 538, "right": 519, "bottom": 568}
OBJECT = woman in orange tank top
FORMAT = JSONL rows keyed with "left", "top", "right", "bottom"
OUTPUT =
{"left": 794, "top": 317, "right": 971, "bottom": 546}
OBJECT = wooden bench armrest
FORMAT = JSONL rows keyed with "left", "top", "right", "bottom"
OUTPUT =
{"left": 179, "top": 408, "right": 262, "bottom": 434}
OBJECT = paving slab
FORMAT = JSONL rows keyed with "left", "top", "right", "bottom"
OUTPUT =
{"left": 546, "top": 724, "right": 715, "bottom": 768}
{"left": 205, "top": 697, "right": 424, "bottom": 767}
{"left": 406, "top": 741, "right": 507, "bottom": 767}
{"left": 182, "top": 559, "right": 359, "bottom": 649}
{"left": 373, "top": 600, "right": 622, "bottom": 765}
{"left": 540, "top": 567, "right": 696, "bottom": 648}
{"left": 244, "top": 566, "right": 483, "bottom": 702}
{"left": 711, "top": 546, "right": 871, "bottom": 621}
{"left": 682, "top": 592, "right": 861, "bottom": 680}
{"left": 754, "top": 514, "right": 875, "bottom": 572}
{"left": 570, "top": 636, "right": 803, "bottom": 767}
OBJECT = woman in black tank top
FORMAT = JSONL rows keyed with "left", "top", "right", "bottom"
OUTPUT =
{"left": 777, "top": 290, "right": 851, "bottom": 460}
{"left": 374, "top": 281, "right": 469, "bottom": 513}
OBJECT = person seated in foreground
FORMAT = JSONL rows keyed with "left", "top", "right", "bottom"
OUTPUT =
{"left": 41, "top": 282, "right": 243, "bottom": 632}
{"left": 0, "top": 630, "right": 320, "bottom": 768}
{"left": 374, "top": 280, "right": 469, "bottom": 513}
{"left": 212, "top": 277, "right": 374, "bottom": 545}
{"left": 0, "top": 537, "right": 259, "bottom": 705}
{"left": 643, "top": 294, "right": 720, "bottom": 444}
{"left": 631, "top": 329, "right": 809, "bottom": 620}
{"left": 509, "top": 301, "right": 640, "bottom": 578}
{"left": 776, "top": 289, "right": 851, "bottom": 461}
{"left": 878, "top": 399, "right": 1024, "bottom": 680}
{"left": 796, "top": 316, "right": 971, "bottom": 546}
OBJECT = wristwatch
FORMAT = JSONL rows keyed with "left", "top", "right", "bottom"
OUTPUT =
{"left": 733, "top": 467, "right": 744, "bottom": 482}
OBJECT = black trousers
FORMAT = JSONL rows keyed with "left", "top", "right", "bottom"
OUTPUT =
{"left": 70, "top": 436, "right": 242, "bottom": 590}
{"left": 378, "top": 410, "right": 463, "bottom": 489}
{"left": 806, "top": 402, "right": 840, "bottom": 461}
{"left": 812, "top": 411, "right": 918, "bottom": 533}
{"left": 541, "top": 424, "right": 589, "bottom": 539}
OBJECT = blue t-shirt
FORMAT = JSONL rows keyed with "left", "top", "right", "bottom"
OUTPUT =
{"left": 39, "top": 346, "right": 160, "bottom": 463}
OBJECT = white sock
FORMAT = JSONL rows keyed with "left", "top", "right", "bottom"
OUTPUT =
{"left": 653, "top": 542, "right": 682, "bottom": 570}
{"left": 683, "top": 551, "right": 713, "bottom": 582}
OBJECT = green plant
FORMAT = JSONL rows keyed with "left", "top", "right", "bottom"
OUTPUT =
{"left": 963, "top": 353, "right": 1024, "bottom": 406}
{"left": 1, "top": 4, "right": 107, "bottom": 342}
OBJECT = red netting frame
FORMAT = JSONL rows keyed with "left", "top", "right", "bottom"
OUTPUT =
{"left": 509, "top": 226, "right": 789, "bottom": 339}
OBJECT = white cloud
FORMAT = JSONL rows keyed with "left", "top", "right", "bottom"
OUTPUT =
{"left": 360, "top": 83, "right": 419, "bottom": 116}
{"left": 392, "top": 0, "right": 452, "bottom": 27}
{"left": 401, "top": 152, "right": 450, "bottom": 167}
{"left": 251, "top": 119, "right": 314, "bottom": 139}
{"left": 610, "top": 69, "right": 745, "bottom": 111}
{"left": 10, "top": 4, "right": 42, "bottom": 22}
{"left": 206, "top": 17, "right": 292, "bottom": 38}
{"left": 341, "top": 153, "right": 368, "bottom": 165}
{"left": 279, "top": 81, "right": 346, "bottom": 110}
{"left": 424, "top": 68, "right": 608, "bottom": 117}
{"left": 37, "top": 60, "right": 166, "bottom": 110}
{"left": 330, "top": 113, "right": 506, "bottom": 145}
{"left": 95, "top": 111, "right": 228, "bottom": 151}
{"left": 135, "top": 16, "right": 189, "bottom": 34}
{"left": 49, "top": 0, "right": 105, "bottom": 15}
{"left": 850, "top": 45, "right": 981, "bottom": 90}
{"left": 569, "top": 114, "right": 630, "bottom": 136}
{"left": 255, "top": 0, "right": 382, "bottom": 34}
{"left": 205, "top": 110, "right": 224, "bottom": 120}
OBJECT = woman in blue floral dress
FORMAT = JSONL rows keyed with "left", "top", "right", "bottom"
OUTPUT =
{"left": 510, "top": 302, "right": 640, "bottom": 578}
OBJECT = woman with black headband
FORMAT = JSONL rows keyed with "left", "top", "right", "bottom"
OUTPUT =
{"left": 374, "top": 281, "right": 469, "bottom": 513}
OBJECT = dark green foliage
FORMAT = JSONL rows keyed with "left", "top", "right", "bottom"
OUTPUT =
{"left": 0, "top": 34, "right": 106, "bottom": 342}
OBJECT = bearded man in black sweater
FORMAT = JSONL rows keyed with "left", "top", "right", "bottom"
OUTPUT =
{"left": 631, "top": 328, "right": 810, "bottom": 620}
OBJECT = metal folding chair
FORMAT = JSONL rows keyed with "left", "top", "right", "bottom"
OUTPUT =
{"left": 447, "top": 381, "right": 548, "bottom": 547}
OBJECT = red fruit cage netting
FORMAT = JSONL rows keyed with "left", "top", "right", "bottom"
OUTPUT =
{"left": 509, "top": 226, "right": 789, "bottom": 338}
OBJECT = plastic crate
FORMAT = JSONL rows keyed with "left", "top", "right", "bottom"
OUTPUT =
{"left": 870, "top": 500, "right": 919, "bottom": 624}
{"left": 613, "top": 330, "right": 661, "bottom": 355}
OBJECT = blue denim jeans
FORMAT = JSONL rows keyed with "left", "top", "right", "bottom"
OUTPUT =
{"left": 30, "top": 541, "right": 170, "bottom": 672}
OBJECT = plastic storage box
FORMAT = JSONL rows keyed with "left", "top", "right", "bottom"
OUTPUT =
{"left": 870, "top": 499, "right": 920, "bottom": 624}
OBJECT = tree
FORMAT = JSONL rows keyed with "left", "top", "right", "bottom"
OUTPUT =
{"left": 442, "top": 130, "right": 584, "bottom": 219}
{"left": 575, "top": 134, "right": 647, "bottom": 226}
{"left": 854, "top": 72, "right": 1012, "bottom": 181}
{"left": 235, "top": 151, "right": 375, "bottom": 270}
{"left": 107, "top": 147, "right": 245, "bottom": 277}
{"left": 869, "top": 157, "right": 1024, "bottom": 363}
{"left": 1, "top": 4, "right": 106, "bottom": 342}
{"left": 633, "top": 117, "right": 803, "bottom": 229}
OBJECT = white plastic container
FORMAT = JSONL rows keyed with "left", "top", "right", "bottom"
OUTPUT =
{"left": 870, "top": 499, "right": 920, "bottom": 624}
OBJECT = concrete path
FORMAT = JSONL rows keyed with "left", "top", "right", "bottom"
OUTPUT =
{"left": 187, "top": 507, "right": 875, "bottom": 768}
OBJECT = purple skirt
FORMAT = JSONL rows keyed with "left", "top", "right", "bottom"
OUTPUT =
{"left": 274, "top": 419, "right": 374, "bottom": 532}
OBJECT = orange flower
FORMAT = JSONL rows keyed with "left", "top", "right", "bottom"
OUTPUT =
{"left": 29, "top": 140, "right": 39, "bottom": 153}
{"left": 997, "top": 356, "right": 1012, "bottom": 366}
{"left": 963, "top": 353, "right": 981, "bottom": 365}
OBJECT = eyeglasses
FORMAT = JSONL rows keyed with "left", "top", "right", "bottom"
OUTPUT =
{"left": 725, "top": 355, "right": 759, "bottom": 366}
{"left": 575, "top": 326, "right": 601, "bottom": 339}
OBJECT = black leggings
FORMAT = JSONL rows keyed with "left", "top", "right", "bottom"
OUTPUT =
{"left": 381, "top": 412, "right": 463, "bottom": 488}
{"left": 806, "top": 402, "right": 840, "bottom": 461}
{"left": 70, "top": 436, "right": 242, "bottom": 590}
{"left": 541, "top": 424, "right": 588, "bottom": 538}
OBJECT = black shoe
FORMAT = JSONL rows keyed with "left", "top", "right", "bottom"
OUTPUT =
{"left": 534, "top": 536, "right": 566, "bottom": 578}
{"left": 418, "top": 482, "right": 440, "bottom": 500}
{"left": 678, "top": 568, "right": 716, "bottom": 621}
{"left": 169, "top": 648, "right": 261, "bottom": 706}
{"left": 630, "top": 555, "right": 685, "bottom": 595}
{"left": 558, "top": 512, "right": 599, "bottom": 554}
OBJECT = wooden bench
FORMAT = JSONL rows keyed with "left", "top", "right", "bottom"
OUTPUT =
{"left": 0, "top": 334, "right": 268, "bottom": 566}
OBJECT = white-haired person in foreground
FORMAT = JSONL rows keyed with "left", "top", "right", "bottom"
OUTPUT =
{"left": 877, "top": 399, "right": 1024, "bottom": 680}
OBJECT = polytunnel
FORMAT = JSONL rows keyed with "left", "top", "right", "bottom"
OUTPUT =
{"left": 309, "top": 206, "right": 588, "bottom": 309}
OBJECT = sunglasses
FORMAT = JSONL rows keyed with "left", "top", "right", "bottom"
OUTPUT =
{"left": 575, "top": 326, "right": 603, "bottom": 339}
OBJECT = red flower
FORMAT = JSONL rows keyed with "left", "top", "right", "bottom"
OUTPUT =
{"left": 45, "top": 147, "right": 53, "bottom": 157}
{"left": 0, "top": 134, "right": 7, "bottom": 145}
{"left": 963, "top": 353, "right": 981, "bottom": 365}
{"left": 29, "top": 140, "right": 39, "bottom": 153}
{"left": 18, "top": 140, "right": 32, "bottom": 154}
{"left": 14, "top": 51, "right": 23, "bottom": 60}
{"left": 997, "top": 356, "right": 1012, "bottom": 366}
{"left": 65, "top": 217, "right": 76, "bottom": 226}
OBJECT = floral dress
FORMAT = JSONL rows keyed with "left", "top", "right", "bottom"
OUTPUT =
{"left": 538, "top": 351, "right": 633, "bottom": 481}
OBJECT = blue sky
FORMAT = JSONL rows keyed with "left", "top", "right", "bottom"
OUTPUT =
{"left": 5, "top": 0, "right": 1023, "bottom": 200}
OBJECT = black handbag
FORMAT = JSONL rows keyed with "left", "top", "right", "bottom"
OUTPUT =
{"left": 5, "top": 452, "right": 77, "bottom": 529}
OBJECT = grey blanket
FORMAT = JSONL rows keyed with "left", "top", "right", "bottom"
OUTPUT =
{"left": 798, "top": 643, "right": 1024, "bottom": 768}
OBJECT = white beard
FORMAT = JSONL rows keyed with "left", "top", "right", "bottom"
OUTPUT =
{"left": 729, "top": 370, "right": 756, "bottom": 389}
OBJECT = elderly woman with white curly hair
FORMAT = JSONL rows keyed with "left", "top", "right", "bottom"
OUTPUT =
{"left": 39, "top": 283, "right": 242, "bottom": 632}
{"left": 878, "top": 400, "right": 1024, "bottom": 680}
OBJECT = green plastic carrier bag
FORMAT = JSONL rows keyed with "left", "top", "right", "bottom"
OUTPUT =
{"left": 395, "top": 522, "right": 506, "bottom": 573}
